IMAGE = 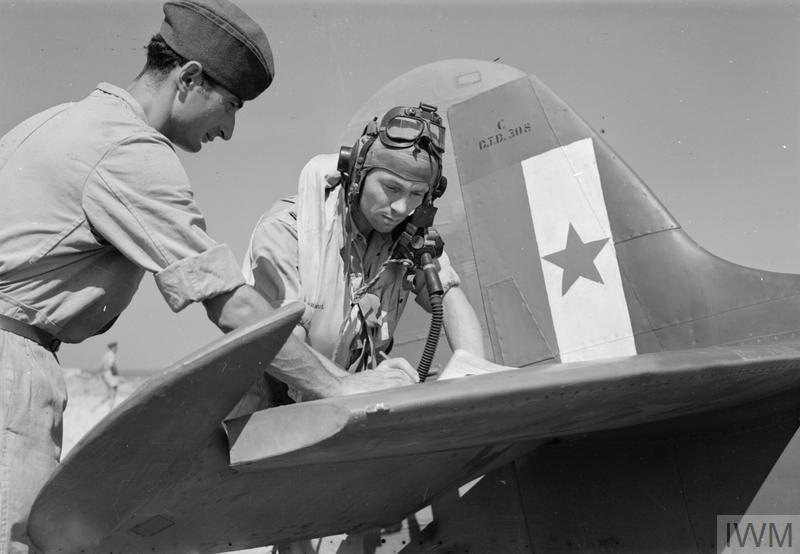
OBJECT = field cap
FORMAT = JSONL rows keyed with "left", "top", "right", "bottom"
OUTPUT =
{"left": 160, "top": 0, "right": 274, "bottom": 101}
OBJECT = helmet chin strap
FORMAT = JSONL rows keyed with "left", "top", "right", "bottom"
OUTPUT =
{"left": 345, "top": 132, "right": 379, "bottom": 208}
{"left": 345, "top": 180, "right": 371, "bottom": 236}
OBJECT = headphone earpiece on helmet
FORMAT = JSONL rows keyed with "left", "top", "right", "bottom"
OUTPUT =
{"left": 338, "top": 120, "right": 379, "bottom": 205}
{"left": 337, "top": 144, "right": 354, "bottom": 177}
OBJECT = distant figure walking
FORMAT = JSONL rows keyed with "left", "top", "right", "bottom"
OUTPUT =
{"left": 96, "top": 342, "right": 120, "bottom": 410}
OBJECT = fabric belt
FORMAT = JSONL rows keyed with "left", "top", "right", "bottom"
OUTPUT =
{"left": 0, "top": 314, "right": 61, "bottom": 352}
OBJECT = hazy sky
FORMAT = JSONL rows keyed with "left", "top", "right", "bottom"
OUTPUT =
{"left": 1, "top": 0, "right": 798, "bottom": 372}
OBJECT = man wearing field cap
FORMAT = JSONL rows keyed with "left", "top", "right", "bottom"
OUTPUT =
{"left": 0, "top": 2, "right": 415, "bottom": 551}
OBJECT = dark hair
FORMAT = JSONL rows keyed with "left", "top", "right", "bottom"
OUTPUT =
{"left": 143, "top": 33, "right": 188, "bottom": 77}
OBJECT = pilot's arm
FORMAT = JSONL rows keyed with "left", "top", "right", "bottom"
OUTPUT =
{"left": 202, "top": 284, "right": 366, "bottom": 397}
{"left": 241, "top": 202, "right": 418, "bottom": 400}
{"left": 415, "top": 251, "right": 485, "bottom": 359}
{"left": 442, "top": 287, "right": 485, "bottom": 359}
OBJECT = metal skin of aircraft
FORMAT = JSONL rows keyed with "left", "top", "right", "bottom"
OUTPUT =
{"left": 27, "top": 59, "right": 800, "bottom": 553}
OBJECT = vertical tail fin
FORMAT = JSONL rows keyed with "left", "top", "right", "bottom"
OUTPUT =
{"left": 346, "top": 60, "right": 800, "bottom": 366}
{"left": 449, "top": 73, "right": 800, "bottom": 363}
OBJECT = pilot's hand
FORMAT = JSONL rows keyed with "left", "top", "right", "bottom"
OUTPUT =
{"left": 376, "top": 356, "right": 419, "bottom": 381}
{"left": 339, "top": 357, "right": 418, "bottom": 396}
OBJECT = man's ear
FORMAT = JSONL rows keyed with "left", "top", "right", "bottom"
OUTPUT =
{"left": 176, "top": 61, "right": 204, "bottom": 92}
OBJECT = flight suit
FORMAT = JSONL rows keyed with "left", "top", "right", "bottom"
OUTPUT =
{"left": 243, "top": 155, "right": 460, "bottom": 396}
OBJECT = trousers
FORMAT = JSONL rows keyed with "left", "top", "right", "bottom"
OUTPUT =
{"left": 0, "top": 331, "right": 66, "bottom": 554}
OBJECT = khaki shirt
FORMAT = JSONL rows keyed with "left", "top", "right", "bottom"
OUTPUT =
{"left": 0, "top": 83, "right": 244, "bottom": 342}
{"left": 246, "top": 194, "right": 460, "bottom": 369}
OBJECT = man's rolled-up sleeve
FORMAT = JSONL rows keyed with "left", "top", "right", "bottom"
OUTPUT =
{"left": 155, "top": 243, "right": 245, "bottom": 311}
{"left": 83, "top": 136, "right": 245, "bottom": 312}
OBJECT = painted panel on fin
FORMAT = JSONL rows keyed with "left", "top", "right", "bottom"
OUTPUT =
{"left": 486, "top": 277, "right": 552, "bottom": 366}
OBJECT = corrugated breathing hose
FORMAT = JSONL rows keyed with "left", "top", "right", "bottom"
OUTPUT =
{"left": 417, "top": 252, "right": 443, "bottom": 382}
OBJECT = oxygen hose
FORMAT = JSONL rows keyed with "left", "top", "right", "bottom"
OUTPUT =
{"left": 418, "top": 252, "right": 444, "bottom": 382}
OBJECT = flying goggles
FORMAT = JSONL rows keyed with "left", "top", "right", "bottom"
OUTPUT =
{"left": 378, "top": 103, "right": 445, "bottom": 154}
